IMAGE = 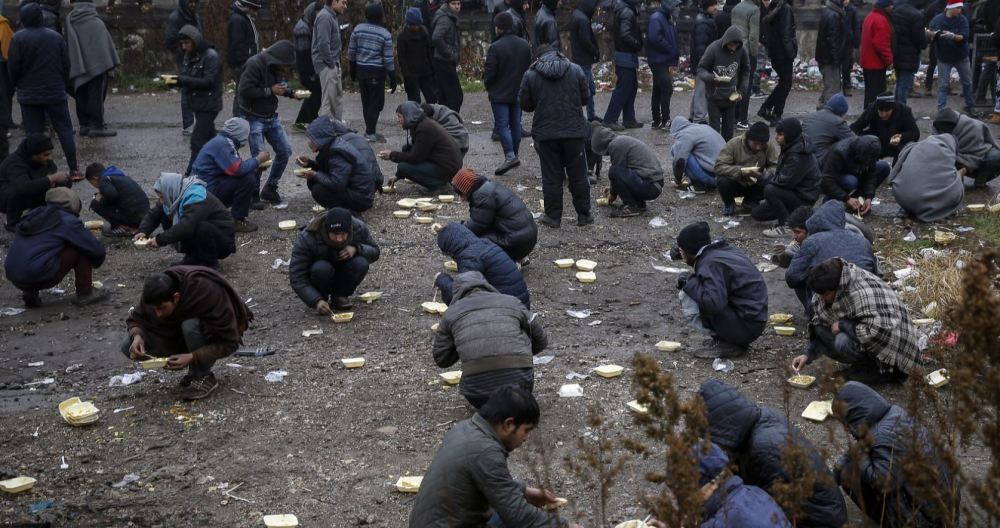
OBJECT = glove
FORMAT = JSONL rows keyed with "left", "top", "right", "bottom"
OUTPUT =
{"left": 676, "top": 272, "right": 690, "bottom": 290}
{"left": 388, "top": 70, "right": 398, "bottom": 94}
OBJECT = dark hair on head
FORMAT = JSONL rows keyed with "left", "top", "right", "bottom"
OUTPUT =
{"left": 142, "top": 273, "right": 180, "bottom": 306}
{"left": 807, "top": 258, "right": 844, "bottom": 294}
{"left": 478, "top": 385, "right": 541, "bottom": 426}
{"left": 84, "top": 162, "right": 105, "bottom": 181}
{"left": 787, "top": 206, "right": 813, "bottom": 231}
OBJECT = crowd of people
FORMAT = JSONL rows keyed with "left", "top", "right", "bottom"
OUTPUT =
{"left": 0, "top": 0, "right": 991, "bottom": 525}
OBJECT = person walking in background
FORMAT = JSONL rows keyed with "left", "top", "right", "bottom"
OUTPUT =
{"left": 928, "top": 1, "right": 975, "bottom": 114}
{"left": 348, "top": 3, "right": 396, "bottom": 143}
{"left": 292, "top": 1, "right": 324, "bottom": 130}
{"left": 602, "top": 0, "right": 643, "bottom": 130}
{"left": 227, "top": 0, "right": 260, "bottom": 118}
{"left": 65, "top": 0, "right": 120, "bottom": 138}
{"left": 816, "top": 0, "right": 848, "bottom": 108}
{"left": 646, "top": 0, "right": 680, "bottom": 131}
{"left": 569, "top": 0, "right": 599, "bottom": 122}
{"left": 891, "top": 0, "right": 926, "bottom": 104}
{"left": 397, "top": 7, "right": 436, "bottom": 105}
{"left": 485, "top": 12, "right": 531, "bottom": 176}
{"left": 533, "top": 0, "right": 560, "bottom": 52}
{"left": 164, "top": 0, "right": 201, "bottom": 135}
{"left": 432, "top": 0, "right": 463, "bottom": 112}
{"left": 859, "top": 0, "right": 893, "bottom": 108}
{"left": 313, "top": 0, "right": 347, "bottom": 121}
{"left": 690, "top": 0, "right": 719, "bottom": 124}
{"left": 757, "top": 0, "right": 797, "bottom": 125}
{"left": 842, "top": 0, "right": 859, "bottom": 97}
{"left": 730, "top": 0, "right": 760, "bottom": 130}
{"left": 176, "top": 25, "right": 222, "bottom": 177}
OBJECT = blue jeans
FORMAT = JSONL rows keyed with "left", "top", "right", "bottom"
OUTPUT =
{"left": 603, "top": 65, "right": 637, "bottom": 124}
{"left": 207, "top": 173, "right": 255, "bottom": 220}
{"left": 607, "top": 164, "right": 662, "bottom": 208}
{"left": 937, "top": 60, "right": 974, "bottom": 110}
{"left": 248, "top": 114, "right": 292, "bottom": 189}
{"left": 836, "top": 160, "right": 891, "bottom": 196}
{"left": 685, "top": 154, "right": 717, "bottom": 188}
{"left": 581, "top": 65, "right": 596, "bottom": 121}
{"left": 490, "top": 102, "right": 522, "bottom": 159}
{"left": 894, "top": 69, "right": 916, "bottom": 105}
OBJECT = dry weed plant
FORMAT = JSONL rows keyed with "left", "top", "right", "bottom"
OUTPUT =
{"left": 565, "top": 407, "right": 630, "bottom": 527}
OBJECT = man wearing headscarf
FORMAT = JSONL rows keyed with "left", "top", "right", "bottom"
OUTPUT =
{"left": 190, "top": 117, "right": 265, "bottom": 232}
{"left": 297, "top": 116, "right": 375, "bottom": 213}
{"left": 135, "top": 172, "right": 236, "bottom": 268}
{"left": 289, "top": 207, "right": 380, "bottom": 313}
{"left": 0, "top": 134, "right": 63, "bottom": 231}
{"left": 378, "top": 101, "right": 462, "bottom": 193}
{"left": 65, "top": 0, "right": 120, "bottom": 138}
{"left": 165, "top": 0, "right": 202, "bottom": 134}
{"left": 227, "top": 0, "right": 260, "bottom": 117}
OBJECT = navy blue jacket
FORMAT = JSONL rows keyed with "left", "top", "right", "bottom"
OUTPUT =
{"left": 928, "top": 12, "right": 970, "bottom": 64}
{"left": 646, "top": 3, "right": 679, "bottom": 66}
{"left": 191, "top": 133, "right": 260, "bottom": 187}
{"left": 311, "top": 137, "right": 375, "bottom": 213}
{"left": 434, "top": 223, "right": 529, "bottom": 308}
{"left": 682, "top": 240, "right": 768, "bottom": 330}
{"left": 94, "top": 166, "right": 149, "bottom": 219}
{"left": 5, "top": 204, "right": 106, "bottom": 288}
{"left": 8, "top": 3, "right": 69, "bottom": 105}
{"left": 464, "top": 179, "right": 537, "bottom": 262}
{"left": 786, "top": 199, "right": 876, "bottom": 289}
{"left": 702, "top": 475, "right": 790, "bottom": 527}
{"left": 699, "top": 379, "right": 848, "bottom": 527}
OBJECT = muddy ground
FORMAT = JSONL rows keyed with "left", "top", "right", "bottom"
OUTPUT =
{"left": 0, "top": 88, "right": 996, "bottom": 527}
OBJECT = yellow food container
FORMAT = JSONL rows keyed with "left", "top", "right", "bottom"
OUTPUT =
{"left": 444, "top": 260, "right": 458, "bottom": 271}
{"left": 431, "top": 323, "right": 440, "bottom": 331}
{"left": 934, "top": 231, "right": 956, "bottom": 245}
{"left": 293, "top": 168, "right": 310, "bottom": 177}
{"left": 438, "top": 195, "right": 455, "bottom": 203}
{"left": 278, "top": 220, "right": 297, "bottom": 231}
{"left": 926, "top": 368, "right": 949, "bottom": 388}
{"left": 913, "top": 318, "right": 935, "bottom": 326}
{"left": 332, "top": 312, "right": 354, "bottom": 323}
{"left": 396, "top": 198, "right": 418, "bottom": 209}
{"left": 263, "top": 514, "right": 299, "bottom": 528}
{"left": 615, "top": 521, "right": 647, "bottom": 528}
{"left": 596, "top": 197, "right": 609, "bottom": 206}
{"left": 990, "top": 203, "right": 1000, "bottom": 214}
{"left": 59, "top": 397, "right": 100, "bottom": 425}
{"left": 294, "top": 89, "right": 312, "bottom": 98}
{"left": 768, "top": 313, "right": 793, "bottom": 324}
{"left": 774, "top": 326, "right": 796, "bottom": 336}
{"left": 259, "top": 159, "right": 273, "bottom": 169}
{"left": 414, "top": 215, "right": 434, "bottom": 224}
{"left": 576, "top": 271, "right": 596, "bottom": 283}
{"left": 416, "top": 202, "right": 438, "bottom": 212}
{"left": 788, "top": 375, "right": 816, "bottom": 388}
{"left": 801, "top": 400, "right": 833, "bottom": 422}
{"left": 92, "top": 281, "right": 104, "bottom": 289}
{"left": 575, "top": 259, "right": 597, "bottom": 271}
{"left": 84, "top": 220, "right": 103, "bottom": 230}
{"left": 655, "top": 340, "right": 682, "bottom": 352}
{"left": 967, "top": 204, "right": 986, "bottom": 212}
{"left": 439, "top": 371, "right": 462, "bottom": 385}
{"left": 133, "top": 238, "right": 152, "bottom": 247}
{"left": 543, "top": 498, "right": 568, "bottom": 511}
{"left": 392, "top": 210, "right": 411, "bottom": 218}
{"left": 422, "top": 301, "right": 448, "bottom": 314}
{"left": 734, "top": 196, "right": 745, "bottom": 206}
{"left": 341, "top": 357, "right": 365, "bottom": 369}
{"left": 626, "top": 400, "right": 648, "bottom": 414}
{"left": 359, "top": 291, "right": 382, "bottom": 303}
{"left": 382, "top": 185, "right": 396, "bottom": 193}
{"left": 141, "top": 357, "right": 168, "bottom": 369}
{"left": 553, "top": 258, "right": 575, "bottom": 268}
{"left": 395, "top": 476, "right": 423, "bottom": 493}
{"left": 0, "top": 476, "right": 37, "bottom": 494}
{"left": 593, "top": 365, "right": 624, "bottom": 378}
{"left": 312, "top": 205, "right": 326, "bottom": 213}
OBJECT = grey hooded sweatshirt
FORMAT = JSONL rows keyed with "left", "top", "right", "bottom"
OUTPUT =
{"left": 697, "top": 26, "right": 750, "bottom": 104}
{"left": 670, "top": 115, "right": 727, "bottom": 172}
{"left": 591, "top": 125, "right": 665, "bottom": 184}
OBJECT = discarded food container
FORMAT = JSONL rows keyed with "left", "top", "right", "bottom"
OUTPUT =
{"left": 331, "top": 312, "right": 354, "bottom": 323}
{"left": 278, "top": 220, "right": 297, "bottom": 231}
{"left": 294, "top": 89, "right": 312, "bottom": 99}
{"left": 392, "top": 210, "right": 411, "bottom": 218}
{"left": 553, "top": 258, "right": 575, "bottom": 268}
{"left": 926, "top": 368, "right": 949, "bottom": 388}
{"left": 596, "top": 197, "right": 609, "bottom": 206}
{"left": 575, "top": 259, "right": 597, "bottom": 271}
{"left": 990, "top": 203, "right": 1000, "bottom": 214}
{"left": 263, "top": 514, "right": 299, "bottom": 527}
{"left": 734, "top": 196, "right": 745, "bottom": 206}
{"left": 311, "top": 205, "right": 326, "bottom": 213}
{"left": 439, "top": 371, "right": 462, "bottom": 385}
{"left": 913, "top": 318, "right": 936, "bottom": 326}
{"left": 293, "top": 168, "right": 310, "bottom": 177}
{"left": 58, "top": 397, "right": 99, "bottom": 426}
{"left": 614, "top": 521, "right": 647, "bottom": 528}
{"left": 576, "top": 271, "right": 597, "bottom": 283}
{"left": 421, "top": 302, "right": 448, "bottom": 314}
{"left": 395, "top": 476, "right": 423, "bottom": 493}
{"left": 416, "top": 202, "right": 438, "bottom": 212}
{"left": 543, "top": 498, "right": 568, "bottom": 511}
{"left": 396, "top": 198, "right": 418, "bottom": 209}
{"left": 382, "top": 185, "right": 396, "bottom": 193}
{"left": 301, "top": 329, "right": 323, "bottom": 337}
{"left": 92, "top": 281, "right": 104, "bottom": 289}
{"left": 801, "top": 400, "right": 833, "bottom": 422}
{"left": 655, "top": 340, "right": 682, "bottom": 352}
{"left": 438, "top": 195, "right": 455, "bottom": 203}
{"left": 934, "top": 231, "right": 956, "bottom": 245}
{"left": 538, "top": 199, "right": 545, "bottom": 209}
{"left": 141, "top": 357, "right": 168, "bottom": 370}
{"left": 414, "top": 215, "right": 434, "bottom": 224}
{"left": 787, "top": 375, "right": 816, "bottom": 389}
{"left": 768, "top": 313, "right": 793, "bottom": 324}
{"left": 558, "top": 384, "right": 583, "bottom": 397}
{"left": 774, "top": 326, "right": 796, "bottom": 336}
{"left": 359, "top": 291, "right": 382, "bottom": 303}
{"left": 133, "top": 238, "right": 152, "bottom": 247}
{"left": 593, "top": 365, "right": 624, "bottom": 378}
{"left": 84, "top": 220, "right": 103, "bottom": 230}
{"left": 0, "top": 476, "right": 37, "bottom": 494}
{"left": 431, "top": 323, "right": 440, "bottom": 332}
{"left": 341, "top": 357, "right": 365, "bottom": 369}
{"left": 626, "top": 400, "right": 648, "bottom": 414}
{"left": 967, "top": 204, "right": 986, "bottom": 212}
{"left": 259, "top": 159, "right": 273, "bottom": 169}
{"left": 444, "top": 260, "right": 458, "bottom": 271}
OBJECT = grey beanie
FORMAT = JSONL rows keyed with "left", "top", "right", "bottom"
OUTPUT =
{"left": 223, "top": 117, "right": 251, "bottom": 146}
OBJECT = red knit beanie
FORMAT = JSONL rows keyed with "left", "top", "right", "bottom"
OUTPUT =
{"left": 452, "top": 168, "right": 478, "bottom": 196}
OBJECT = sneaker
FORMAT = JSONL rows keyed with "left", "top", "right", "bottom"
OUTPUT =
{"left": 102, "top": 224, "right": 137, "bottom": 237}
{"left": 602, "top": 120, "right": 624, "bottom": 132}
{"left": 690, "top": 181, "right": 708, "bottom": 194}
{"left": 332, "top": 296, "right": 353, "bottom": 310}
{"left": 751, "top": 91, "right": 768, "bottom": 99}
{"left": 609, "top": 204, "right": 642, "bottom": 217}
{"left": 623, "top": 121, "right": 644, "bottom": 129}
{"left": 182, "top": 374, "right": 220, "bottom": 401}
{"left": 88, "top": 128, "right": 117, "bottom": 138}
{"left": 518, "top": 257, "right": 531, "bottom": 268}
{"left": 374, "top": 132, "right": 387, "bottom": 143}
{"left": 690, "top": 338, "right": 747, "bottom": 359}
{"left": 588, "top": 171, "right": 598, "bottom": 185}
{"left": 71, "top": 290, "right": 109, "bottom": 307}
{"left": 763, "top": 225, "right": 791, "bottom": 238}
{"left": 22, "top": 291, "right": 42, "bottom": 308}
{"left": 651, "top": 120, "right": 662, "bottom": 129}
{"left": 756, "top": 108, "right": 772, "bottom": 121}
{"left": 178, "top": 372, "right": 196, "bottom": 387}
{"left": 736, "top": 121, "right": 750, "bottom": 131}
{"left": 364, "top": 133, "right": 379, "bottom": 142}
{"left": 292, "top": 122, "right": 308, "bottom": 132}
{"left": 538, "top": 215, "right": 561, "bottom": 228}
{"left": 234, "top": 219, "right": 259, "bottom": 233}
{"left": 260, "top": 186, "right": 282, "bottom": 204}
{"left": 494, "top": 157, "right": 520, "bottom": 176}
{"left": 577, "top": 213, "right": 595, "bottom": 226}
{"left": 722, "top": 204, "right": 735, "bottom": 216}
{"left": 964, "top": 107, "right": 980, "bottom": 118}
{"left": 182, "top": 125, "right": 193, "bottom": 136}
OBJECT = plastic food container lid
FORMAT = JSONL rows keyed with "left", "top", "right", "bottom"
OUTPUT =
{"left": 263, "top": 514, "right": 299, "bottom": 527}
{"left": 395, "top": 476, "right": 423, "bottom": 493}
{"left": 788, "top": 375, "right": 816, "bottom": 388}
{"left": 774, "top": 326, "right": 796, "bottom": 336}
{"left": 0, "top": 476, "right": 37, "bottom": 494}
{"left": 593, "top": 365, "right": 624, "bottom": 378}
{"left": 575, "top": 259, "right": 597, "bottom": 271}
{"left": 553, "top": 258, "right": 575, "bottom": 268}
{"left": 655, "top": 340, "right": 682, "bottom": 352}
{"left": 626, "top": 400, "right": 648, "bottom": 414}
{"left": 278, "top": 220, "right": 297, "bottom": 230}
{"left": 332, "top": 312, "right": 354, "bottom": 323}
{"left": 341, "top": 357, "right": 365, "bottom": 368}
{"left": 576, "top": 271, "right": 597, "bottom": 283}
{"left": 439, "top": 371, "right": 462, "bottom": 385}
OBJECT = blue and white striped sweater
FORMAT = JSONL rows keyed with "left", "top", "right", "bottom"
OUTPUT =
{"left": 347, "top": 22, "right": 394, "bottom": 73}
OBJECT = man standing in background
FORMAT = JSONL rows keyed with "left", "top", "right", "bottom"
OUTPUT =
{"left": 730, "top": 0, "right": 760, "bottom": 130}
{"left": 891, "top": 0, "right": 926, "bottom": 104}
{"left": 432, "top": 0, "right": 464, "bottom": 112}
{"left": 928, "top": 1, "right": 974, "bottom": 114}
{"left": 164, "top": 0, "right": 201, "bottom": 135}
{"left": 65, "top": 0, "right": 120, "bottom": 139}
{"left": 569, "top": 0, "right": 600, "bottom": 122}
{"left": 859, "top": 0, "right": 893, "bottom": 108}
{"left": 227, "top": 0, "right": 260, "bottom": 118}
{"left": 313, "top": 0, "right": 347, "bottom": 121}
{"left": 816, "top": 0, "right": 847, "bottom": 108}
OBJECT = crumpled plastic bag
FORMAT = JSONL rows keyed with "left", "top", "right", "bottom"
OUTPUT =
{"left": 712, "top": 359, "right": 734, "bottom": 372}
{"left": 533, "top": 355, "right": 554, "bottom": 365}
{"left": 109, "top": 372, "right": 145, "bottom": 387}
{"left": 558, "top": 384, "right": 583, "bottom": 397}
{"left": 265, "top": 370, "right": 288, "bottom": 383}
{"left": 0, "top": 307, "right": 26, "bottom": 317}
{"left": 566, "top": 309, "right": 592, "bottom": 319}
{"left": 648, "top": 216, "right": 668, "bottom": 228}
{"left": 111, "top": 473, "right": 141, "bottom": 488}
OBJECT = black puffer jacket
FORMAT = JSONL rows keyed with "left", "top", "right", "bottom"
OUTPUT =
{"left": 815, "top": 0, "right": 846, "bottom": 66}
{"left": 891, "top": 2, "right": 927, "bottom": 71}
{"left": 0, "top": 139, "right": 59, "bottom": 228}
{"left": 569, "top": 0, "right": 600, "bottom": 66}
{"left": 435, "top": 223, "right": 529, "bottom": 308}
{"left": 518, "top": 50, "right": 590, "bottom": 141}
{"left": 691, "top": 10, "right": 718, "bottom": 74}
{"left": 165, "top": 0, "right": 201, "bottom": 68}
{"left": 768, "top": 132, "right": 821, "bottom": 202}
{"left": 485, "top": 33, "right": 532, "bottom": 104}
{"left": 226, "top": 3, "right": 259, "bottom": 70}
{"left": 611, "top": 0, "right": 643, "bottom": 54}
{"left": 289, "top": 215, "right": 380, "bottom": 308}
{"left": 397, "top": 24, "right": 434, "bottom": 78}
{"left": 849, "top": 102, "right": 920, "bottom": 158}
{"left": 238, "top": 40, "right": 296, "bottom": 119}
{"left": 178, "top": 26, "right": 223, "bottom": 114}
{"left": 835, "top": 382, "right": 959, "bottom": 527}
{"left": 534, "top": 0, "right": 561, "bottom": 51}
{"left": 8, "top": 3, "right": 68, "bottom": 106}
{"left": 464, "top": 179, "right": 538, "bottom": 262}
{"left": 700, "top": 379, "right": 848, "bottom": 528}
{"left": 761, "top": 0, "right": 797, "bottom": 62}
{"left": 821, "top": 136, "right": 883, "bottom": 201}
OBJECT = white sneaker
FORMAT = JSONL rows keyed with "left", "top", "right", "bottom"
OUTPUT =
{"left": 763, "top": 225, "right": 791, "bottom": 238}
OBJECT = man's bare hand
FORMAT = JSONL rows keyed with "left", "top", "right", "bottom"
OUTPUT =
{"left": 128, "top": 335, "right": 148, "bottom": 360}
{"left": 316, "top": 300, "right": 332, "bottom": 315}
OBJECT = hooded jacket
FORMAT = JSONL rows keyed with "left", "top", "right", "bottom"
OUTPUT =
{"left": 310, "top": 135, "right": 376, "bottom": 213}
{"left": 503, "top": 4, "right": 530, "bottom": 41}
{"left": 518, "top": 50, "right": 590, "bottom": 141}
{"left": 293, "top": 2, "right": 322, "bottom": 78}
{"left": 850, "top": 102, "right": 920, "bottom": 158}
{"left": 431, "top": 3, "right": 460, "bottom": 63}
{"left": 238, "top": 40, "right": 296, "bottom": 119}
{"left": 569, "top": 0, "right": 599, "bottom": 66}
{"left": 611, "top": 0, "right": 643, "bottom": 55}
{"left": 178, "top": 25, "right": 223, "bottom": 114}
{"left": 139, "top": 178, "right": 235, "bottom": 249}
{"left": 860, "top": 7, "right": 893, "bottom": 69}
{"left": 592, "top": 126, "right": 665, "bottom": 184}
{"left": 307, "top": 117, "right": 384, "bottom": 190}
{"left": 891, "top": 2, "right": 927, "bottom": 71}
{"left": 435, "top": 223, "right": 529, "bottom": 308}
{"left": 311, "top": 4, "right": 342, "bottom": 73}
{"left": 682, "top": 240, "right": 768, "bottom": 345}
{"left": 65, "top": 0, "right": 120, "bottom": 91}
{"left": 670, "top": 116, "right": 727, "bottom": 173}
{"left": 646, "top": 1, "right": 680, "bottom": 66}
{"left": 4, "top": 203, "right": 106, "bottom": 288}
{"left": 165, "top": 0, "right": 201, "bottom": 67}
{"left": 390, "top": 102, "right": 463, "bottom": 178}
{"left": 714, "top": 133, "right": 779, "bottom": 181}
{"left": 699, "top": 379, "right": 849, "bottom": 527}
{"left": 834, "top": 382, "right": 959, "bottom": 528}
{"left": 227, "top": 1, "right": 259, "bottom": 70}
{"left": 424, "top": 103, "right": 470, "bottom": 152}
{"left": 191, "top": 132, "right": 259, "bottom": 186}
{"left": 691, "top": 9, "right": 718, "bottom": 74}
{"left": 800, "top": 108, "right": 854, "bottom": 168}
{"left": 485, "top": 33, "right": 532, "bottom": 104}
{"left": 697, "top": 26, "right": 750, "bottom": 104}
{"left": 785, "top": 199, "right": 876, "bottom": 289}
{"left": 730, "top": 0, "right": 760, "bottom": 55}
{"left": 397, "top": 24, "right": 434, "bottom": 78}
{"left": 92, "top": 166, "right": 149, "bottom": 221}
{"left": 534, "top": 0, "right": 561, "bottom": 52}
{"left": 431, "top": 271, "right": 546, "bottom": 400}
{"left": 889, "top": 134, "right": 964, "bottom": 223}
{"left": 8, "top": 3, "right": 68, "bottom": 105}
{"left": 767, "top": 128, "right": 820, "bottom": 202}
{"left": 289, "top": 214, "right": 380, "bottom": 308}
{"left": 816, "top": 0, "right": 847, "bottom": 65}
{"left": 761, "top": 0, "right": 797, "bottom": 62}
{"left": 464, "top": 179, "right": 538, "bottom": 262}
{"left": 932, "top": 109, "right": 1000, "bottom": 170}
{"left": 0, "top": 138, "right": 59, "bottom": 228}
{"left": 821, "top": 136, "right": 883, "bottom": 201}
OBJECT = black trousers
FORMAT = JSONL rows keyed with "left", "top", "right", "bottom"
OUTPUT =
{"left": 716, "top": 176, "right": 765, "bottom": 208}
{"left": 707, "top": 100, "right": 737, "bottom": 141}
{"left": 737, "top": 54, "right": 757, "bottom": 123}
{"left": 178, "top": 221, "right": 235, "bottom": 267}
{"left": 90, "top": 199, "right": 145, "bottom": 228}
{"left": 863, "top": 69, "right": 886, "bottom": 109}
{"left": 0, "top": 66, "right": 12, "bottom": 158}
{"left": 186, "top": 110, "right": 218, "bottom": 176}
{"left": 534, "top": 138, "right": 591, "bottom": 222}
{"left": 432, "top": 59, "right": 463, "bottom": 112}
{"left": 403, "top": 74, "right": 437, "bottom": 104}
{"left": 307, "top": 178, "right": 373, "bottom": 213}
{"left": 119, "top": 318, "right": 215, "bottom": 379}
{"left": 231, "top": 65, "right": 245, "bottom": 117}
{"left": 751, "top": 184, "right": 812, "bottom": 225}
{"left": 358, "top": 72, "right": 386, "bottom": 135}
{"left": 649, "top": 62, "right": 673, "bottom": 125}
{"left": 760, "top": 58, "right": 793, "bottom": 118}
{"left": 74, "top": 72, "right": 108, "bottom": 130}
{"left": 841, "top": 49, "right": 854, "bottom": 92}
{"left": 294, "top": 70, "right": 323, "bottom": 125}
{"left": 925, "top": 47, "right": 937, "bottom": 92}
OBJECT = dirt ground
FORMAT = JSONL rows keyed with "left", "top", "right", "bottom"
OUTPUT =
{"left": 0, "top": 88, "right": 996, "bottom": 527}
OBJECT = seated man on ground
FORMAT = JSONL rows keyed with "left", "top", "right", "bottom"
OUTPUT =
{"left": 834, "top": 381, "right": 959, "bottom": 527}
{"left": 135, "top": 173, "right": 236, "bottom": 269}
{"left": 422, "top": 102, "right": 470, "bottom": 156}
{"left": 849, "top": 91, "right": 919, "bottom": 161}
{"left": 431, "top": 271, "right": 547, "bottom": 409}
{"left": 4, "top": 187, "right": 106, "bottom": 308}
{"left": 296, "top": 116, "right": 375, "bottom": 214}
{"left": 791, "top": 258, "right": 920, "bottom": 384}
{"left": 800, "top": 93, "right": 853, "bottom": 168}
{"left": 0, "top": 134, "right": 63, "bottom": 232}
{"left": 674, "top": 221, "right": 768, "bottom": 358}
{"left": 590, "top": 123, "right": 665, "bottom": 217}
{"left": 321, "top": 117, "right": 385, "bottom": 196}
{"left": 190, "top": 117, "right": 267, "bottom": 233}
{"left": 888, "top": 133, "right": 964, "bottom": 223}
{"left": 379, "top": 101, "right": 463, "bottom": 193}
{"left": 289, "top": 208, "right": 380, "bottom": 313}
{"left": 451, "top": 168, "right": 537, "bottom": 264}
{"left": 713, "top": 122, "right": 778, "bottom": 216}
{"left": 668, "top": 115, "right": 726, "bottom": 190}
{"left": 820, "top": 135, "right": 890, "bottom": 216}
{"left": 435, "top": 222, "right": 529, "bottom": 308}
{"left": 122, "top": 266, "right": 253, "bottom": 401}
{"left": 84, "top": 163, "right": 148, "bottom": 237}
{"left": 932, "top": 107, "right": 1000, "bottom": 187}
{"left": 699, "top": 379, "right": 848, "bottom": 527}
{"left": 751, "top": 117, "right": 822, "bottom": 238}
{"left": 408, "top": 385, "right": 579, "bottom": 528}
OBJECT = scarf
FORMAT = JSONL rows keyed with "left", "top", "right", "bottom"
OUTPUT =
{"left": 154, "top": 173, "right": 207, "bottom": 223}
